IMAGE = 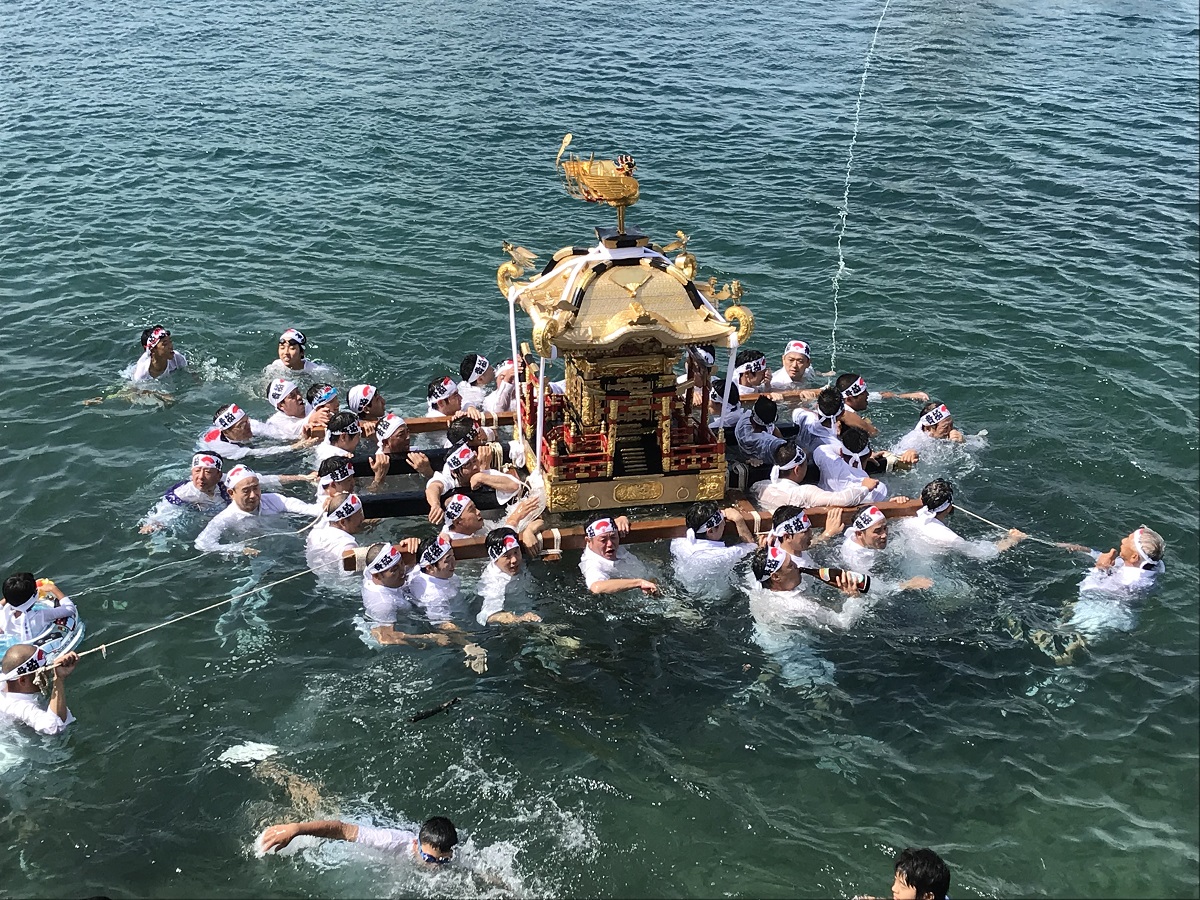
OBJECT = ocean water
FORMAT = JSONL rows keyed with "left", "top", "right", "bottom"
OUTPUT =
{"left": 1, "top": 0, "right": 1197, "bottom": 897}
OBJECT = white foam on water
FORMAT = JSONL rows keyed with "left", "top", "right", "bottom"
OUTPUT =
{"left": 218, "top": 741, "right": 279, "bottom": 767}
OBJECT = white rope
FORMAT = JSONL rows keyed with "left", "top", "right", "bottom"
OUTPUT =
{"left": 954, "top": 505, "right": 1058, "bottom": 547}
{"left": 831, "top": 0, "right": 892, "bottom": 372}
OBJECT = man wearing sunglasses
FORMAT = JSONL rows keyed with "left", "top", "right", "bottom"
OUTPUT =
{"left": 258, "top": 815, "right": 458, "bottom": 866}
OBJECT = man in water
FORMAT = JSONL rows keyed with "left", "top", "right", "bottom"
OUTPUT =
{"left": 424, "top": 444, "right": 521, "bottom": 526}
{"left": 194, "top": 465, "right": 325, "bottom": 555}
{"left": 1, "top": 573, "right": 79, "bottom": 644}
{"left": 476, "top": 527, "right": 543, "bottom": 626}
{"left": 132, "top": 326, "right": 187, "bottom": 381}
{"left": 903, "top": 478, "right": 1025, "bottom": 558}
{"left": 839, "top": 506, "right": 933, "bottom": 591}
{"left": 1, "top": 644, "right": 80, "bottom": 736}
{"left": 895, "top": 402, "right": 966, "bottom": 453}
{"left": 792, "top": 386, "right": 847, "bottom": 453}
{"left": 198, "top": 403, "right": 309, "bottom": 461}
{"left": 347, "top": 384, "right": 386, "bottom": 437}
{"left": 669, "top": 502, "right": 759, "bottom": 598}
{"left": 812, "top": 426, "right": 892, "bottom": 503}
{"left": 579, "top": 516, "right": 658, "bottom": 595}
{"left": 457, "top": 353, "right": 496, "bottom": 410}
{"left": 834, "top": 372, "right": 929, "bottom": 438}
{"left": 856, "top": 846, "right": 951, "bottom": 900}
{"left": 731, "top": 348, "right": 772, "bottom": 396}
{"left": 305, "top": 493, "right": 366, "bottom": 577}
{"left": 765, "top": 504, "right": 845, "bottom": 570}
{"left": 258, "top": 378, "right": 330, "bottom": 441}
{"left": 768, "top": 340, "right": 822, "bottom": 399}
{"left": 751, "top": 441, "right": 879, "bottom": 513}
{"left": 733, "top": 396, "right": 786, "bottom": 465}
{"left": 140, "top": 453, "right": 229, "bottom": 533}
{"left": 364, "top": 413, "right": 436, "bottom": 491}
{"left": 270, "top": 328, "right": 322, "bottom": 374}
{"left": 306, "top": 383, "right": 340, "bottom": 418}
{"left": 259, "top": 815, "right": 458, "bottom": 866}
{"left": 748, "top": 545, "right": 870, "bottom": 629}
{"left": 313, "top": 411, "right": 362, "bottom": 465}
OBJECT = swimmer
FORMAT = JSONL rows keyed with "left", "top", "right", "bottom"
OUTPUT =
{"left": 141, "top": 453, "right": 224, "bottom": 533}
{"left": 424, "top": 444, "right": 521, "bottom": 526}
{"left": 406, "top": 535, "right": 462, "bottom": 628}
{"left": 270, "top": 328, "right": 321, "bottom": 374}
{"left": 365, "top": 414, "right": 435, "bottom": 490}
{"left": 902, "top": 478, "right": 1025, "bottom": 558}
{"left": 198, "top": 404, "right": 311, "bottom": 461}
{"left": 792, "top": 386, "right": 846, "bottom": 453}
{"left": 733, "top": 396, "right": 786, "bottom": 465}
{"left": 836, "top": 372, "right": 928, "bottom": 414}
{"left": 579, "top": 516, "right": 658, "bottom": 595}
{"left": 194, "top": 465, "right": 325, "bottom": 555}
{"left": 751, "top": 441, "right": 879, "bottom": 514}
{"left": 259, "top": 378, "right": 331, "bottom": 441}
{"left": 132, "top": 325, "right": 187, "bottom": 381}
{"left": 305, "top": 383, "right": 341, "bottom": 418}
{"left": 895, "top": 402, "right": 966, "bottom": 453}
{"left": 347, "top": 384, "right": 386, "bottom": 437}
{"left": 1, "top": 573, "right": 79, "bottom": 645}
{"left": 856, "top": 846, "right": 951, "bottom": 900}
{"left": 768, "top": 340, "right": 824, "bottom": 400}
{"left": 305, "top": 493, "right": 368, "bottom": 577}
{"left": 313, "top": 411, "right": 362, "bottom": 465}
{"left": 748, "top": 545, "right": 870, "bottom": 629}
{"left": 259, "top": 815, "right": 458, "bottom": 867}
{"left": 475, "top": 527, "right": 542, "bottom": 626}
{"left": 731, "top": 348, "right": 772, "bottom": 396}
{"left": 839, "top": 506, "right": 933, "bottom": 590}
{"left": 1, "top": 644, "right": 79, "bottom": 736}
{"left": 813, "top": 426, "right": 893, "bottom": 503}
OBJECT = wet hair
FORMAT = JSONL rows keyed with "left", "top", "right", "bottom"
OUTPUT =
{"left": 816, "top": 386, "right": 843, "bottom": 417}
{"left": 710, "top": 377, "right": 738, "bottom": 407}
{"left": 446, "top": 416, "right": 480, "bottom": 448}
{"left": 326, "top": 411, "right": 359, "bottom": 439}
{"left": 415, "top": 535, "right": 444, "bottom": 571}
{"left": 834, "top": 373, "right": 861, "bottom": 395}
{"left": 485, "top": 527, "right": 520, "bottom": 558}
{"left": 2, "top": 572, "right": 36, "bottom": 606}
{"left": 920, "top": 401, "right": 941, "bottom": 416}
{"left": 684, "top": 500, "right": 721, "bottom": 534}
{"left": 140, "top": 325, "right": 167, "bottom": 349}
{"left": 419, "top": 816, "right": 458, "bottom": 852}
{"left": 894, "top": 847, "right": 950, "bottom": 900}
{"left": 734, "top": 348, "right": 765, "bottom": 369}
{"left": 840, "top": 425, "right": 871, "bottom": 455}
{"left": 306, "top": 384, "right": 333, "bottom": 405}
{"left": 921, "top": 478, "right": 955, "bottom": 510}
{"left": 773, "top": 440, "right": 805, "bottom": 467}
{"left": 773, "top": 504, "right": 804, "bottom": 528}
{"left": 750, "top": 547, "right": 776, "bottom": 583}
{"left": 458, "top": 353, "right": 484, "bottom": 382}
{"left": 1134, "top": 526, "right": 1165, "bottom": 563}
{"left": 427, "top": 377, "right": 452, "bottom": 400}
{"left": 317, "top": 456, "right": 353, "bottom": 479}
{"left": 751, "top": 396, "right": 777, "bottom": 425}
{"left": 212, "top": 405, "right": 231, "bottom": 422}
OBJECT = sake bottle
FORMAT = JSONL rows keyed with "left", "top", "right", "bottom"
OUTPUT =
{"left": 797, "top": 566, "right": 871, "bottom": 593}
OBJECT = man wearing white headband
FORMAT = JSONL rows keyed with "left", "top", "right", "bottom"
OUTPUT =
{"left": 194, "top": 465, "right": 325, "bottom": 555}
{"left": 834, "top": 372, "right": 928, "bottom": 421}
{"left": 732, "top": 348, "right": 772, "bottom": 396}
{"left": 313, "top": 411, "right": 363, "bottom": 465}
{"left": 476, "top": 527, "right": 543, "bottom": 626}
{"left": 708, "top": 377, "right": 743, "bottom": 434}
{"left": 357, "top": 540, "right": 449, "bottom": 647}
{"left": 258, "top": 378, "right": 331, "bottom": 441}
{"left": 140, "top": 453, "right": 230, "bottom": 533}
{"left": 669, "top": 502, "right": 759, "bottom": 599}
{"left": 901, "top": 478, "right": 1025, "bottom": 559}
{"left": 456, "top": 353, "right": 497, "bottom": 410}
{"left": 424, "top": 443, "right": 521, "bottom": 526}
{"left": 347, "top": 384, "right": 386, "bottom": 433}
{"left": 895, "top": 402, "right": 966, "bottom": 453}
{"left": 751, "top": 440, "right": 877, "bottom": 514}
{"left": 269, "top": 328, "right": 324, "bottom": 374}
{"left": 766, "top": 504, "right": 843, "bottom": 572}
{"left": 733, "top": 396, "right": 786, "bottom": 466}
{"left": 440, "top": 492, "right": 541, "bottom": 543}
{"left": 132, "top": 325, "right": 188, "bottom": 382}
{"left": 768, "top": 340, "right": 822, "bottom": 399}
{"left": 306, "top": 492, "right": 367, "bottom": 577}
{"left": 747, "top": 546, "right": 870, "bottom": 629}
{"left": 839, "top": 506, "right": 935, "bottom": 592}
{"left": 812, "top": 426, "right": 892, "bottom": 504}
{"left": 407, "top": 534, "right": 462, "bottom": 626}
{"left": 198, "top": 403, "right": 309, "bottom": 461}
{"left": 363, "top": 413, "right": 437, "bottom": 493}
{"left": 1, "top": 572, "right": 79, "bottom": 646}
{"left": 1, "top": 643, "right": 80, "bottom": 736}
{"left": 792, "top": 387, "right": 848, "bottom": 454}
{"left": 580, "top": 516, "right": 658, "bottom": 595}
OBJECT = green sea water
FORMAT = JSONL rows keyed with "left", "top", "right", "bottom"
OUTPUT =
{"left": 1, "top": 0, "right": 1197, "bottom": 897}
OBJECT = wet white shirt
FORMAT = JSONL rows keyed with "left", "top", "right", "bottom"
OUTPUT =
{"left": 361, "top": 578, "right": 414, "bottom": 624}
{"left": 354, "top": 825, "right": 417, "bottom": 856}
{"left": 813, "top": 444, "right": 888, "bottom": 503}
{"left": 751, "top": 477, "right": 870, "bottom": 514}
{"left": 792, "top": 408, "right": 840, "bottom": 453}
{"left": 313, "top": 442, "right": 353, "bottom": 466}
{"left": 475, "top": 566, "right": 533, "bottom": 625}
{"left": 840, "top": 534, "right": 879, "bottom": 573}
{"left": 132, "top": 350, "right": 187, "bottom": 382}
{"left": 747, "top": 583, "right": 871, "bottom": 631}
{"left": 769, "top": 370, "right": 815, "bottom": 391}
{"left": 0, "top": 596, "right": 79, "bottom": 644}
{"left": 194, "top": 494, "right": 323, "bottom": 553}
{"left": 406, "top": 570, "right": 461, "bottom": 625}
{"left": 426, "top": 468, "right": 521, "bottom": 506}
{"left": 305, "top": 524, "right": 357, "bottom": 576}
{"left": 579, "top": 546, "right": 650, "bottom": 590}
{"left": 0, "top": 691, "right": 75, "bottom": 736}
{"left": 669, "top": 537, "right": 755, "bottom": 597}
{"left": 257, "top": 411, "right": 307, "bottom": 441}
{"left": 901, "top": 511, "right": 998, "bottom": 559}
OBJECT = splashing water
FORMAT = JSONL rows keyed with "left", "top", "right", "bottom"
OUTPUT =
{"left": 830, "top": 0, "right": 893, "bottom": 373}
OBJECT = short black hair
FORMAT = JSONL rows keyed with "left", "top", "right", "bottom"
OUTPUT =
{"left": 419, "top": 816, "right": 458, "bottom": 852}
{"left": 773, "top": 440, "right": 804, "bottom": 467}
{"left": 446, "top": 416, "right": 480, "bottom": 448}
{"left": 140, "top": 325, "right": 166, "bottom": 349}
{"left": 326, "top": 411, "right": 359, "bottom": 437}
{"left": 734, "top": 348, "right": 765, "bottom": 368}
{"left": 816, "top": 386, "right": 843, "bottom": 416}
{"left": 2, "top": 572, "right": 36, "bottom": 605}
{"left": 458, "top": 353, "right": 483, "bottom": 382}
{"left": 894, "top": 847, "right": 950, "bottom": 900}
{"left": 317, "top": 456, "right": 352, "bottom": 478}
{"left": 415, "top": 535, "right": 443, "bottom": 570}
{"left": 834, "top": 372, "right": 860, "bottom": 394}
{"left": 710, "top": 377, "right": 738, "bottom": 407}
{"left": 427, "top": 377, "right": 452, "bottom": 400}
{"left": 921, "top": 478, "right": 955, "bottom": 511}
{"left": 773, "top": 504, "right": 803, "bottom": 527}
{"left": 751, "top": 396, "right": 777, "bottom": 425}
{"left": 485, "top": 526, "right": 519, "bottom": 557}
{"left": 750, "top": 547, "right": 774, "bottom": 583}
{"left": 840, "top": 425, "right": 871, "bottom": 454}
{"left": 684, "top": 500, "right": 721, "bottom": 533}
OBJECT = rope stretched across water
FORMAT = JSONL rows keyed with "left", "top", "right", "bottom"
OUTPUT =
{"left": 954, "top": 505, "right": 1062, "bottom": 548}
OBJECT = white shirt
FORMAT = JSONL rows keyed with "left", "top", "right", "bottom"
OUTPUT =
{"left": 361, "top": 578, "right": 414, "bottom": 624}
{"left": 426, "top": 468, "right": 521, "bottom": 506}
{"left": 840, "top": 534, "right": 879, "bottom": 573}
{"left": 263, "top": 359, "right": 322, "bottom": 375}
{"left": 791, "top": 408, "right": 839, "bottom": 453}
{"left": 475, "top": 565, "right": 533, "bottom": 625}
{"left": 1078, "top": 554, "right": 1161, "bottom": 595}
{"left": 813, "top": 444, "right": 888, "bottom": 503}
{"left": 579, "top": 546, "right": 649, "bottom": 590}
{"left": 894, "top": 427, "right": 937, "bottom": 455}
{"left": 747, "top": 583, "right": 872, "bottom": 631}
{"left": 354, "top": 825, "right": 417, "bottom": 856}
{"left": 197, "top": 431, "right": 293, "bottom": 462}
{"left": 750, "top": 477, "right": 870, "bottom": 514}
{"left": 457, "top": 381, "right": 487, "bottom": 409}
{"left": 0, "top": 596, "right": 79, "bottom": 644}
{"left": 313, "top": 442, "right": 353, "bottom": 465}
{"left": 901, "top": 511, "right": 998, "bottom": 559}
{"left": 257, "top": 410, "right": 307, "bottom": 441}
{"left": 194, "top": 494, "right": 323, "bottom": 553}
{"left": 0, "top": 690, "right": 74, "bottom": 736}
{"left": 132, "top": 350, "right": 187, "bottom": 382}
{"left": 669, "top": 537, "right": 755, "bottom": 598}
{"left": 305, "top": 524, "right": 358, "bottom": 576}
{"left": 141, "top": 480, "right": 230, "bottom": 530}
{"left": 769, "top": 370, "right": 814, "bottom": 391}
{"left": 406, "top": 570, "right": 461, "bottom": 625}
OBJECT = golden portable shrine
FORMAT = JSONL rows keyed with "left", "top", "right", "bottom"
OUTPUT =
{"left": 496, "top": 135, "right": 756, "bottom": 514}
